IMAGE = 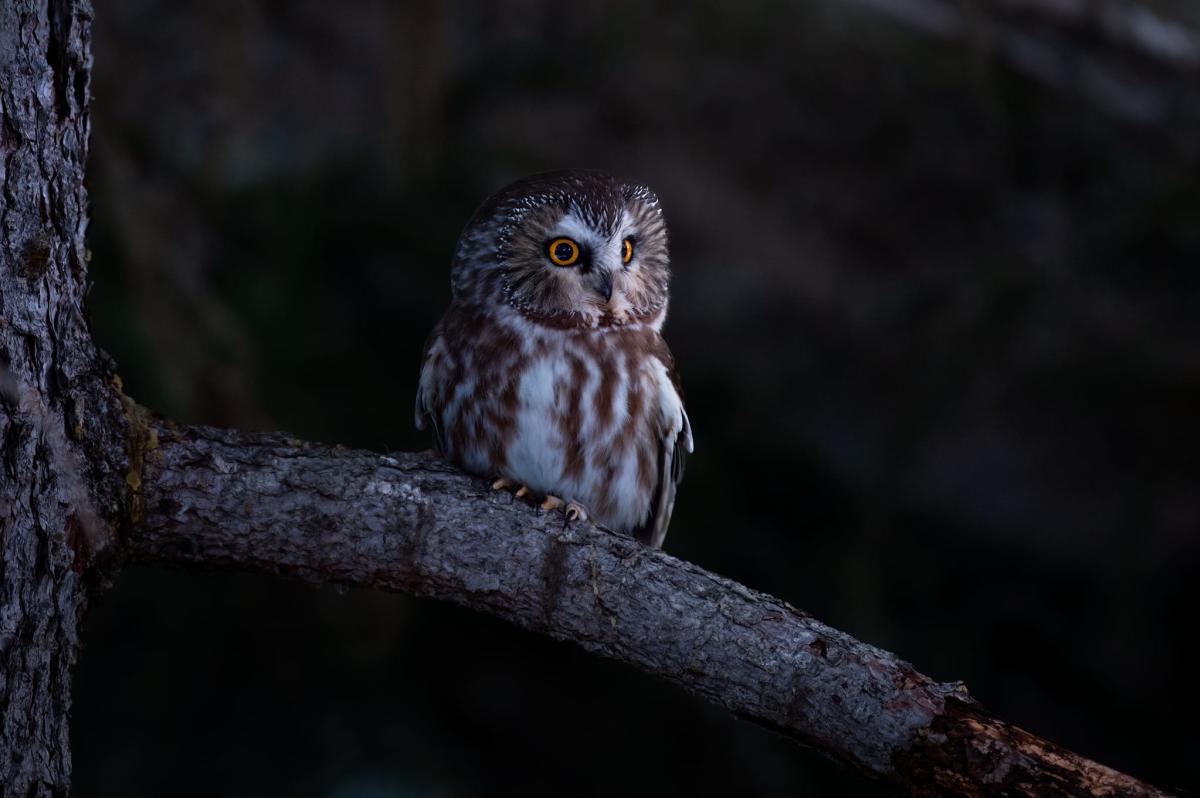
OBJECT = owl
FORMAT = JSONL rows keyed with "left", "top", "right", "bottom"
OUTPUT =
{"left": 415, "top": 170, "right": 692, "bottom": 548}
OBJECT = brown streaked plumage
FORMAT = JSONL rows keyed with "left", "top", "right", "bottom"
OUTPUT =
{"left": 416, "top": 170, "right": 692, "bottom": 547}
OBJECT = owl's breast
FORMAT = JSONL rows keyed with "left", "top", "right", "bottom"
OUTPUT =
{"left": 504, "top": 329, "right": 675, "bottom": 532}
{"left": 420, "top": 309, "right": 682, "bottom": 534}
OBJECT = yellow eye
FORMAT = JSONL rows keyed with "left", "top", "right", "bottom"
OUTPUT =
{"left": 622, "top": 238, "right": 634, "bottom": 264}
{"left": 548, "top": 237, "right": 580, "bottom": 267}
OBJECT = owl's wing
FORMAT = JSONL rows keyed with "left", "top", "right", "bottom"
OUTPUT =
{"left": 634, "top": 364, "right": 693, "bottom": 550}
{"left": 414, "top": 387, "right": 445, "bottom": 455}
{"left": 414, "top": 328, "right": 446, "bottom": 455}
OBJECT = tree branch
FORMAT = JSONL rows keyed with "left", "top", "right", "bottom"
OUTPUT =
{"left": 124, "top": 419, "right": 1172, "bottom": 797}
{"left": 848, "top": 0, "right": 1200, "bottom": 125}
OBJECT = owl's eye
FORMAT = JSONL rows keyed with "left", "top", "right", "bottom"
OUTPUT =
{"left": 548, "top": 238, "right": 581, "bottom": 267}
{"left": 622, "top": 238, "right": 635, "bottom": 264}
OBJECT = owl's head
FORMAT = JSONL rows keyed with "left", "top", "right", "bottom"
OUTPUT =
{"left": 451, "top": 170, "right": 671, "bottom": 329}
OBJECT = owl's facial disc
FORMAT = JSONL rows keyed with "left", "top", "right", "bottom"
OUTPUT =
{"left": 543, "top": 232, "right": 614, "bottom": 302}
{"left": 452, "top": 170, "right": 670, "bottom": 329}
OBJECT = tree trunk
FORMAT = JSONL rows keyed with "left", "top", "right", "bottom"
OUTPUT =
{"left": 0, "top": 1, "right": 126, "bottom": 793}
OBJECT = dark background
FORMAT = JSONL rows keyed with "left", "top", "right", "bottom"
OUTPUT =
{"left": 72, "top": 0, "right": 1199, "bottom": 795}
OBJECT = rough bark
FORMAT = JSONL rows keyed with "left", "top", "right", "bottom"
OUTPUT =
{"left": 124, "top": 420, "right": 1172, "bottom": 798}
{"left": 0, "top": 0, "right": 126, "bottom": 794}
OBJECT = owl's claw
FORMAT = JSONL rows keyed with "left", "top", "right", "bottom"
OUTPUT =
{"left": 539, "top": 494, "right": 588, "bottom": 525}
{"left": 539, "top": 494, "right": 587, "bottom": 524}
{"left": 491, "top": 479, "right": 587, "bottom": 524}
{"left": 550, "top": 498, "right": 589, "bottom": 530}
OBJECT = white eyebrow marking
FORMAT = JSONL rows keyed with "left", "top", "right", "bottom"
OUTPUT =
{"left": 619, "top": 208, "right": 635, "bottom": 238}
{"left": 552, "top": 212, "right": 604, "bottom": 248}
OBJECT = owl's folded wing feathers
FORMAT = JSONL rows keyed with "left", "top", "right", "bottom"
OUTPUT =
{"left": 414, "top": 329, "right": 446, "bottom": 455}
{"left": 634, "top": 356, "right": 693, "bottom": 549}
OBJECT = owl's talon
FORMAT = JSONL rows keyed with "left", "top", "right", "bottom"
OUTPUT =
{"left": 540, "top": 495, "right": 565, "bottom": 511}
{"left": 514, "top": 485, "right": 531, "bottom": 499}
{"left": 491, "top": 477, "right": 517, "bottom": 492}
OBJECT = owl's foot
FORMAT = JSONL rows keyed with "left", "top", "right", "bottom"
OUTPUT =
{"left": 564, "top": 501, "right": 588, "bottom": 523}
{"left": 492, "top": 477, "right": 535, "bottom": 499}
{"left": 541, "top": 495, "right": 588, "bottom": 527}
{"left": 491, "top": 477, "right": 539, "bottom": 505}
{"left": 492, "top": 479, "right": 588, "bottom": 524}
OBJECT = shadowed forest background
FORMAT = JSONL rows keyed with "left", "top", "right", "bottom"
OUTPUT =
{"left": 74, "top": 0, "right": 1198, "bottom": 795}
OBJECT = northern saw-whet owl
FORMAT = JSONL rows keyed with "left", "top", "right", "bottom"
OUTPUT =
{"left": 415, "top": 170, "right": 692, "bottom": 548}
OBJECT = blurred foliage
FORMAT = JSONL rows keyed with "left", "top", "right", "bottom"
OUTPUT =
{"left": 76, "top": 0, "right": 1197, "bottom": 795}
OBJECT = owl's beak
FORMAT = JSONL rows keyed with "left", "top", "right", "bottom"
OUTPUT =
{"left": 590, "top": 268, "right": 614, "bottom": 303}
